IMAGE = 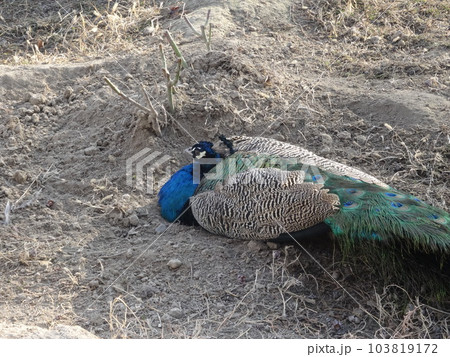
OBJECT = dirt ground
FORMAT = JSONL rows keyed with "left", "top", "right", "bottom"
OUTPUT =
{"left": 0, "top": 0, "right": 449, "bottom": 338}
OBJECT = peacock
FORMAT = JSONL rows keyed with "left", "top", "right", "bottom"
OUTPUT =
{"left": 158, "top": 136, "right": 450, "bottom": 299}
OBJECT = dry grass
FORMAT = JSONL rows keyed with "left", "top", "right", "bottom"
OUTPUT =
{"left": 301, "top": 0, "right": 449, "bottom": 41}
{"left": 0, "top": 0, "right": 160, "bottom": 64}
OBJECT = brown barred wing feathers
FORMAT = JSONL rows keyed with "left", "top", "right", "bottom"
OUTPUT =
{"left": 190, "top": 168, "right": 339, "bottom": 240}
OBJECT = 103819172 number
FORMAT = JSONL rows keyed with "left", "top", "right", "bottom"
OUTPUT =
{"left": 368, "top": 343, "right": 438, "bottom": 354}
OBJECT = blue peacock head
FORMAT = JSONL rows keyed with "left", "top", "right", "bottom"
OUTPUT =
{"left": 158, "top": 141, "right": 222, "bottom": 224}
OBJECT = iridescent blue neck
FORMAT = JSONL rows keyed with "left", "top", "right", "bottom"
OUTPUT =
{"left": 158, "top": 153, "right": 221, "bottom": 224}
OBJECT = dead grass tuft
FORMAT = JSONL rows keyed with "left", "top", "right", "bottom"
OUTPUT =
{"left": 301, "top": 0, "right": 449, "bottom": 40}
{"left": 0, "top": 0, "right": 160, "bottom": 64}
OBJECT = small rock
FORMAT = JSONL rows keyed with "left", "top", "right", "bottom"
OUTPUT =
{"left": 121, "top": 217, "right": 130, "bottom": 227}
{"left": 247, "top": 240, "right": 267, "bottom": 252}
{"left": 319, "top": 146, "right": 331, "bottom": 155}
{"left": 88, "top": 280, "right": 100, "bottom": 289}
{"left": 155, "top": 223, "right": 167, "bottom": 234}
{"left": 391, "top": 30, "right": 403, "bottom": 43}
{"left": 135, "top": 207, "right": 149, "bottom": 217}
{"left": 108, "top": 155, "right": 116, "bottom": 163}
{"left": 271, "top": 133, "right": 285, "bottom": 142}
{"left": 125, "top": 248, "right": 133, "bottom": 258}
{"left": 266, "top": 242, "right": 280, "bottom": 250}
{"left": 345, "top": 147, "right": 358, "bottom": 159}
{"left": 355, "top": 135, "right": 367, "bottom": 145}
{"left": 29, "top": 93, "right": 46, "bottom": 105}
{"left": 320, "top": 133, "right": 333, "bottom": 146}
{"left": 84, "top": 146, "right": 98, "bottom": 156}
{"left": 63, "top": 87, "right": 73, "bottom": 99}
{"left": 128, "top": 213, "right": 139, "bottom": 226}
{"left": 167, "top": 259, "right": 182, "bottom": 270}
{"left": 140, "top": 284, "right": 156, "bottom": 298}
{"left": 230, "top": 91, "right": 240, "bottom": 99}
{"left": 424, "top": 77, "right": 439, "bottom": 88}
{"left": 367, "top": 36, "right": 381, "bottom": 44}
{"left": 248, "top": 26, "right": 257, "bottom": 32}
{"left": 348, "top": 315, "right": 361, "bottom": 323}
{"left": 161, "top": 313, "right": 173, "bottom": 323}
{"left": 18, "top": 108, "right": 33, "bottom": 117}
{"left": 31, "top": 113, "right": 40, "bottom": 123}
{"left": 122, "top": 194, "right": 131, "bottom": 201}
{"left": 13, "top": 170, "right": 27, "bottom": 184}
{"left": 353, "top": 308, "right": 364, "bottom": 317}
{"left": 142, "top": 25, "right": 157, "bottom": 36}
{"left": 337, "top": 131, "right": 352, "bottom": 140}
{"left": 168, "top": 308, "right": 183, "bottom": 319}
{"left": 43, "top": 106, "right": 55, "bottom": 115}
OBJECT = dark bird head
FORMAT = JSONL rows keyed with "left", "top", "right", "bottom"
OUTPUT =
{"left": 188, "top": 141, "right": 221, "bottom": 159}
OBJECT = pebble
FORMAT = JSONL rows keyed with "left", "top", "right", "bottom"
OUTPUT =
{"left": 348, "top": 315, "right": 361, "bottom": 323}
{"left": 84, "top": 146, "right": 98, "bottom": 156}
{"left": 319, "top": 146, "right": 331, "bottom": 155}
{"left": 155, "top": 223, "right": 167, "bottom": 234}
{"left": 353, "top": 308, "right": 364, "bottom": 317}
{"left": 331, "top": 271, "right": 340, "bottom": 280}
{"left": 345, "top": 147, "right": 358, "bottom": 159}
{"left": 320, "top": 133, "right": 333, "bottom": 145}
{"left": 424, "top": 78, "right": 439, "bottom": 88}
{"left": 63, "top": 87, "right": 73, "bottom": 99}
{"left": 43, "top": 106, "right": 56, "bottom": 115}
{"left": 367, "top": 36, "right": 381, "bottom": 44}
{"left": 168, "top": 308, "right": 183, "bottom": 319}
{"left": 266, "top": 242, "right": 280, "bottom": 250}
{"left": 18, "top": 108, "right": 34, "bottom": 117}
{"left": 88, "top": 279, "right": 100, "bottom": 289}
{"left": 31, "top": 113, "right": 40, "bottom": 123}
{"left": 128, "top": 213, "right": 139, "bottom": 226}
{"left": 254, "top": 283, "right": 265, "bottom": 290}
{"left": 271, "top": 133, "right": 285, "bottom": 142}
{"left": 247, "top": 240, "right": 267, "bottom": 252}
{"left": 337, "top": 131, "right": 352, "bottom": 140}
{"left": 230, "top": 91, "right": 240, "bottom": 99}
{"left": 355, "top": 135, "right": 367, "bottom": 145}
{"left": 13, "top": 170, "right": 27, "bottom": 184}
{"left": 29, "top": 93, "right": 46, "bottom": 105}
{"left": 167, "top": 259, "right": 182, "bottom": 270}
{"left": 142, "top": 26, "right": 156, "bottom": 35}
{"left": 140, "top": 284, "right": 156, "bottom": 298}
